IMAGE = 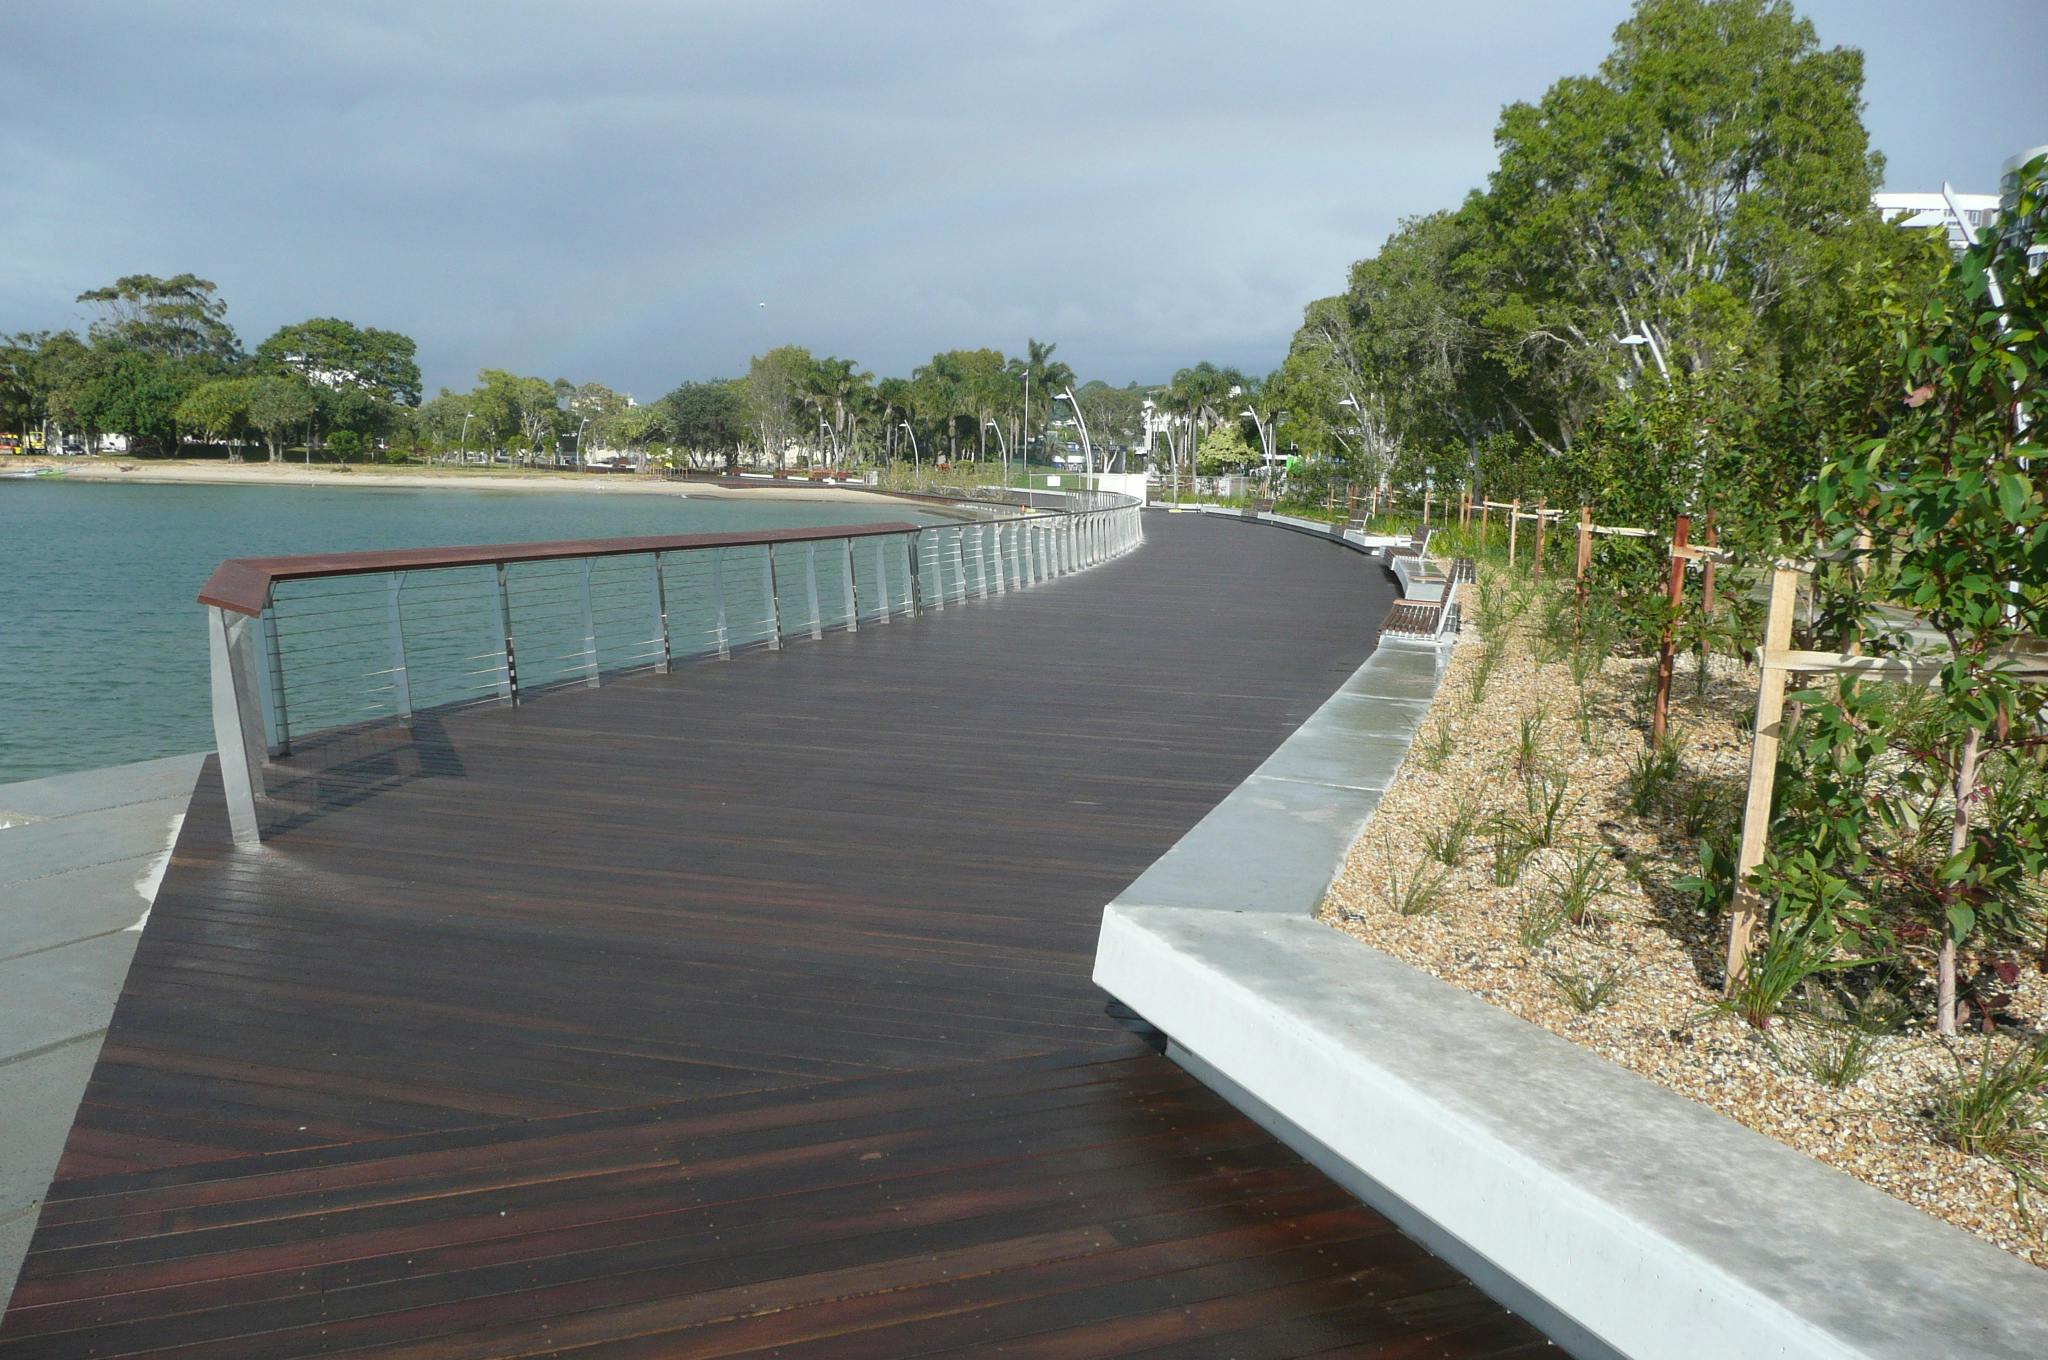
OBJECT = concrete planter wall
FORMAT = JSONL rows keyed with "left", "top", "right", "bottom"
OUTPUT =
{"left": 1092, "top": 626, "right": 2048, "bottom": 1359}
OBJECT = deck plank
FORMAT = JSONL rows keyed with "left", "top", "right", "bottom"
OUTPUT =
{"left": 0, "top": 514, "right": 1542, "bottom": 1357}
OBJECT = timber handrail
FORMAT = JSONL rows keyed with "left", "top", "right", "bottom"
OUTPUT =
{"left": 197, "top": 522, "right": 926, "bottom": 617}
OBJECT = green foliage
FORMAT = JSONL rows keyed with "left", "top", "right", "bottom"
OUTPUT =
{"left": 1419, "top": 713, "right": 1458, "bottom": 772}
{"left": 1195, "top": 418, "right": 1257, "bottom": 475}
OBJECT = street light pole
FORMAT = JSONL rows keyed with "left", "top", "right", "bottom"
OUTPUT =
{"left": 458, "top": 412, "right": 475, "bottom": 466}
{"left": 985, "top": 419, "right": 1010, "bottom": 473}
{"left": 1021, "top": 370, "right": 1030, "bottom": 490}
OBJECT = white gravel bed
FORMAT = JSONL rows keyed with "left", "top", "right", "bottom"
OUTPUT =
{"left": 1322, "top": 573, "right": 2048, "bottom": 1269}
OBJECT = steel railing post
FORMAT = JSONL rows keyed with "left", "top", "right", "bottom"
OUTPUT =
{"left": 952, "top": 529, "right": 970, "bottom": 602}
{"left": 258, "top": 593, "right": 291, "bottom": 756}
{"left": 579, "top": 558, "right": 600, "bottom": 686}
{"left": 804, "top": 541, "right": 823, "bottom": 639}
{"left": 386, "top": 572, "right": 413, "bottom": 720}
{"left": 763, "top": 544, "right": 784, "bottom": 648}
{"left": 908, "top": 532, "right": 924, "bottom": 614}
{"left": 489, "top": 562, "right": 519, "bottom": 702}
{"left": 873, "top": 535, "right": 892, "bottom": 622}
{"left": 991, "top": 521, "right": 1006, "bottom": 594}
{"left": 842, "top": 537, "right": 859, "bottom": 631}
{"left": 711, "top": 548, "right": 731, "bottom": 657}
{"left": 207, "top": 604, "right": 269, "bottom": 847}
{"left": 650, "top": 553, "right": 672, "bottom": 673}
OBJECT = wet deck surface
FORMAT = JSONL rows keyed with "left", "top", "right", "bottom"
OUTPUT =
{"left": 0, "top": 513, "right": 1548, "bottom": 1358}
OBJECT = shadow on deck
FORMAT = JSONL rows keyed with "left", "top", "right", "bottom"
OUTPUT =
{"left": 0, "top": 514, "right": 1548, "bottom": 1358}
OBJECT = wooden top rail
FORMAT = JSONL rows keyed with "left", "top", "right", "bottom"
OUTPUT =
{"left": 197, "top": 520, "right": 924, "bottom": 617}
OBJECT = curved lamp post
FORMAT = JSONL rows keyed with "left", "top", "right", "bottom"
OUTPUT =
{"left": 1054, "top": 389, "right": 1095, "bottom": 479}
{"left": 984, "top": 419, "right": 1010, "bottom": 478}
{"left": 899, "top": 421, "right": 921, "bottom": 478}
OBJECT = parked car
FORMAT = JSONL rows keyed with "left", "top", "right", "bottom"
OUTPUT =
{"left": 58, "top": 440, "right": 85, "bottom": 456}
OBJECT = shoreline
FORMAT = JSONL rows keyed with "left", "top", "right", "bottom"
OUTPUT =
{"left": 0, "top": 457, "right": 892, "bottom": 503}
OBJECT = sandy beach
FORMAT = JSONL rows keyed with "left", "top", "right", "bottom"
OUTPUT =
{"left": 0, "top": 456, "right": 895, "bottom": 503}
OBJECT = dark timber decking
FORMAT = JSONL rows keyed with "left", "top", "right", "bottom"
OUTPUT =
{"left": 0, "top": 513, "right": 1546, "bottom": 1358}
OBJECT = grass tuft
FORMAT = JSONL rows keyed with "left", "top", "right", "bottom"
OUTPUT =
{"left": 1545, "top": 962, "right": 1628, "bottom": 1013}
{"left": 1930, "top": 1040, "right": 2048, "bottom": 1213}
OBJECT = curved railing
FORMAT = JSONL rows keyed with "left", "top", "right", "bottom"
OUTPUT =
{"left": 198, "top": 488, "right": 1144, "bottom": 845}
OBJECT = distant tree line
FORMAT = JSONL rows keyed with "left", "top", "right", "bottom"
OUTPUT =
{"left": 0, "top": 275, "right": 422, "bottom": 461}
{"left": 0, "top": 280, "right": 1173, "bottom": 474}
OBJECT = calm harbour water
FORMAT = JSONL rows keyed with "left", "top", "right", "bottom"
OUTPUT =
{"left": 0, "top": 480, "right": 930, "bottom": 782}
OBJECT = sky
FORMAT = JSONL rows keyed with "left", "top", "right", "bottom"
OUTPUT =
{"left": 1, "top": 0, "right": 2040, "bottom": 399}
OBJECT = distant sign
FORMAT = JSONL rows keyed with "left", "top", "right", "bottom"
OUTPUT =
{"left": 1045, "top": 475, "right": 1062, "bottom": 487}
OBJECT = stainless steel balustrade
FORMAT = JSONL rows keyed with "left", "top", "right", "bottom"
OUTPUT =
{"left": 201, "top": 490, "right": 1144, "bottom": 845}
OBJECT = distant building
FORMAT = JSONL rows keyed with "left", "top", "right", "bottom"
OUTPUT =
{"left": 1872, "top": 190, "right": 1999, "bottom": 251}
{"left": 1873, "top": 144, "right": 2048, "bottom": 257}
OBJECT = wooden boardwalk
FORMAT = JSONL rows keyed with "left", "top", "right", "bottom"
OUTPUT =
{"left": 0, "top": 513, "right": 1546, "bottom": 1358}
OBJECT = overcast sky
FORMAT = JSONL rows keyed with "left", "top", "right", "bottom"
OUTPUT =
{"left": 2, "top": 1, "right": 2039, "bottom": 398}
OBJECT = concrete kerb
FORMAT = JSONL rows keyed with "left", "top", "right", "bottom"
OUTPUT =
{"left": 1090, "top": 617, "right": 2048, "bottom": 1357}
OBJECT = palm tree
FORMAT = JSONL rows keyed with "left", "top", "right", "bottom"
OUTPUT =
{"left": 1008, "top": 338, "right": 1075, "bottom": 473}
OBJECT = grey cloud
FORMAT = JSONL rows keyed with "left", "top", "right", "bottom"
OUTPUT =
{"left": 1, "top": 0, "right": 2037, "bottom": 397}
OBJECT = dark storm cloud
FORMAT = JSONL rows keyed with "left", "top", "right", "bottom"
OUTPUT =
{"left": 1, "top": 0, "right": 2038, "bottom": 397}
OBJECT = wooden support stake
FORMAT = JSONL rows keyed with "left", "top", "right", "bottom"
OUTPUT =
{"left": 1532, "top": 499, "right": 1546, "bottom": 581}
{"left": 1423, "top": 484, "right": 1432, "bottom": 529}
{"left": 1651, "top": 514, "right": 1691, "bottom": 746}
{"left": 1725, "top": 567, "right": 1801, "bottom": 988}
{"left": 1506, "top": 499, "right": 1520, "bottom": 565}
{"left": 1701, "top": 512, "right": 1719, "bottom": 617}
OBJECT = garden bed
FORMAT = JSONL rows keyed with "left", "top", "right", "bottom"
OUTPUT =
{"left": 1322, "top": 570, "right": 2048, "bottom": 1268}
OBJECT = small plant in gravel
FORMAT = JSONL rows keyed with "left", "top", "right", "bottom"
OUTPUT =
{"left": 1467, "top": 642, "right": 1499, "bottom": 703}
{"left": 1473, "top": 575, "right": 1513, "bottom": 635}
{"left": 1386, "top": 860, "right": 1451, "bottom": 917}
{"left": 1675, "top": 776, "right": 1740, "bottom": 840}
{"left": 1623, "top": 735, "right": 1684, "bottom": 816}
{"left": 1423, "top": 796, "right": 1484, "bottom": 867}
{"left": 1785, "top": 1022, "right": 1880, "bottom": 1089}
{"left": 1512, "top": 708, "right": 1548, "bottom": 779}
{"left": 1534, "top": 589, "right": 1578, "bottom": 664}
{"left": 1420, "top": 714, "right": 1457, "bottom": 772}
{"left": 1486, "top": 815, "right": 1538, "bottom": 886}
{"left": 1545, "top": 842, "right": 1620, "bottom": 926}
{"left": 1521, "top": 769, "right": 1577, "bottom": 848}
{"left": 1546, "top": 961, "right": 1629, "bottom": 1013}
{"left": 1711, "top": 916, "right": 1869, "bottom": 1030}
{"left": 1517, "top": 895, "right": 1575, "bottom": 952}
{"left": 1929, "top": 1039, "right": 2048, "bottom": 1211}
